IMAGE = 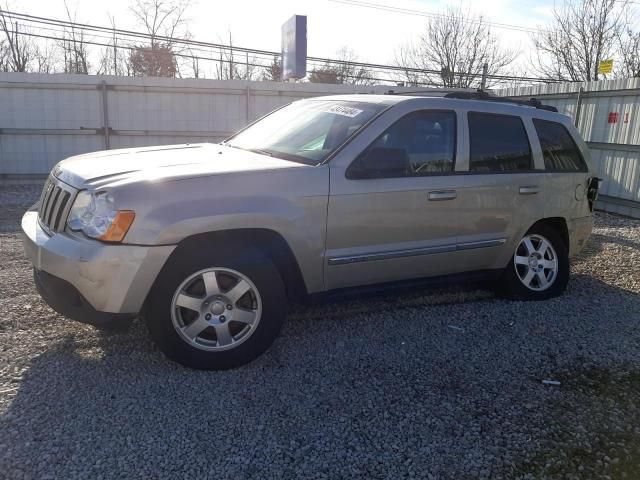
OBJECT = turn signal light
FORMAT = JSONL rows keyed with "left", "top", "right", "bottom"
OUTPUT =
{"left": 99, "top": 211, "right": 136, "bottom": 243}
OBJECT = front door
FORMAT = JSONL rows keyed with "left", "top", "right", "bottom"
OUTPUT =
{"left": 324, "top": 109, "right": 467, "bottom": 290}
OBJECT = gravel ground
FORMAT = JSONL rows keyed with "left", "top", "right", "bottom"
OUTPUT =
{"left": 1, "top": 183, "right": 640, "bottom": 480}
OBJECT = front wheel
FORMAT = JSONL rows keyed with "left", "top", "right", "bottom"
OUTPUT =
{"left": 145, "top": 247, "right": 286, "bottom": 370}
{"left": 500, "top": 225, "right": 569, "bottom": 300}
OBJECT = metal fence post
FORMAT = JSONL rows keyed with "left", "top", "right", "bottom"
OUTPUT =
{"left": 246, "top": 86, "right": 251, "bottom": 124}
{"left": 574, "top": 86, "right": 584, "bottom": 129}
{"left": 100, "top": 80, "right": 111, "bottom": 150}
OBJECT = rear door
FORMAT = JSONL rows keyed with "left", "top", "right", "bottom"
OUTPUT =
{"left": 455, "top": 111, "right": 546, "bottom": 271}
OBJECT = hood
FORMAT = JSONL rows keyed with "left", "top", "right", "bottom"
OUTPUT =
{"left": 54, "top": 143, "right": 306, "bottom": 189}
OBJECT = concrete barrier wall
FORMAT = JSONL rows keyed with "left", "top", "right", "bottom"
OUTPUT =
{"left": 0, "top": 72, "right": 405, "bottom": 176}
{"left": 2, "top": 72, "right": 639, "bottom": 217}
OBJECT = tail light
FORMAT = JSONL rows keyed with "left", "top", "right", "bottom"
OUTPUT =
{"left": 587, "top": 177, "right": 601, "bottom": 212}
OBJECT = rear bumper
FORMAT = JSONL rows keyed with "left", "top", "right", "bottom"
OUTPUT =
{"left": 568, "top": 215, "right": 593, "bottom": 257}
{"left": 21, "top": 210, "right": 175, "bottom": 315}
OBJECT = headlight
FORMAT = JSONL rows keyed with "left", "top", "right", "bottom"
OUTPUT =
{"left": 68, "top": 191, "right": 135, "bottom": 242}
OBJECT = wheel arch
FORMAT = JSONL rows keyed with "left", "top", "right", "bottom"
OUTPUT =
{"left": 526, "top": 217, "right": 569, "bottom": 251}
{"left": 143, "top": 228, "right": 309, "bottom": 314}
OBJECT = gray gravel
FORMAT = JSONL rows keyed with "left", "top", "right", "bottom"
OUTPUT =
{"left": 1, "top": 183, "right": 640, "bottom": 480}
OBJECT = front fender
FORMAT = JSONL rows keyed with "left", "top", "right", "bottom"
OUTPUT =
{"left": 122, "top": 167, "right": 330, "bottom": 293}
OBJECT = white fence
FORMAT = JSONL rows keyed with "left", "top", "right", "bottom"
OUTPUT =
{"left": 1, "top": 73, "right": 639, "bottom": 217}
{"left": 0, "top": 73, "right": 407, "bottom": 176}
{"left": 498, "top": 78, "right": 640, "bottom": 218}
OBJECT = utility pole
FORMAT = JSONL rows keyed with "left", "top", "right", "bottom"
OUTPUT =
{"left": 112, "top": 21, "right": 117, "bottom": 75}
{"left": 480, "top": 62, "right": 488, "bottom": 90}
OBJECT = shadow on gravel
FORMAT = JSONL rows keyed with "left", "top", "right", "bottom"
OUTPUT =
{"left": 2, "top": 274, "right": 640, "bottom": 479}
{"left": 576, "top": 232, "right": 640, "bottom": 260}
{"left": 510, "top": 362, "right": 640, "bottom": 479}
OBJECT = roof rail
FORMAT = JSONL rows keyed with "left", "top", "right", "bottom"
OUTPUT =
{"left": 443, "top": 89, "right": 558, "bottom": 112}
{"left": 385, "top": 88, "right": 476, "bottom": 97}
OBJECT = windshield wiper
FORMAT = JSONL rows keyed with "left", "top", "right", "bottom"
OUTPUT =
{"left": 247, "top": 148, "right": 274, "bottom": 157}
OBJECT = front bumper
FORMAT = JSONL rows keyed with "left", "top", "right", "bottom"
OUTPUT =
{"left": 21, "top": 210, "right": 175, "bottom": 316}
{"left": 33, "top": 268, "right": 135, "bottom": 327}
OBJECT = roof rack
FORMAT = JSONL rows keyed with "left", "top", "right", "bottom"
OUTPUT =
{"left": 443, "top": 89, "right": 558, "bottom": 112}
{"left": 385, "top": 88, "right": 476, "bottom": 97}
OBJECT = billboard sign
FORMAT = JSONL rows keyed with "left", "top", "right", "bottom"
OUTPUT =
{"left": 281, "top": 15, "right": 307, "bottom": 80}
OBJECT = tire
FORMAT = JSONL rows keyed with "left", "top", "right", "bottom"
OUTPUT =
{"left": 500, "top": 224, "right": 569, "bottom": 300}
{"left": 145, "top": 245, "right": 286, "bottom": 370}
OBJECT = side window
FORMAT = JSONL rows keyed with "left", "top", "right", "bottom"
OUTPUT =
{"left": 348, "top": 110, "right": 456, "bottom": 179}
{"left": 468, "top": 112, "right": 532, "bottom": 172}
{"left": 533, "top": 119, "right": 587, "bottom": 172}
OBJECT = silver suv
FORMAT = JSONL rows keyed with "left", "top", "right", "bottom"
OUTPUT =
{"left": 22, "top": 93, "right": 598, "bottom": 369}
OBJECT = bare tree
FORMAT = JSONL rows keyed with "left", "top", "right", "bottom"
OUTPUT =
{"left": 130, "top": 45, "right": 177, "bottom": 77}
{"left": 215, "top": 32, "right": 240, "bottom": 80}
{"left": 617, "top": 22, "right": 640, "bottom": 78}
{"left": 394, "top": 45, "right": 423, "bottom": 87}
{"left": 0, "top": 37, "right": 9, "bottom": 71}
{"left": 262, "top": 55, "right": 282, "bottom": 81}
{"left": 533, "top": 0, "right": 626, "bottom": 81}
{"left": 59, "top": 1, "right": 89, "bottom": 74}
{"left": 130, "top": 0, "right": 190, "bottom": 47}
{"left": 129, "top": 0, "right": 191, "bottom": 77}
{"left": 0, "top": 3, "right": 36, "bottom": 72}
{"left": 185, "top": 46, "right": 201, "bottom": 78}
{"left": 308, "top": 67, "right": 339, "bottom": 84}
{"left": 34, "top": 40, "right": 57, "bottom": 73}
{"left": 97, "top": 14, "right": 129, "bottom": 76}
{"left": 308, "top": 47, "right": 374, "bottom": 85}
{"left": 395, "top": 7, "right": 518, "bottom": 88}
{"left": 215, "top": 32, "right": 257, "bottom": 80}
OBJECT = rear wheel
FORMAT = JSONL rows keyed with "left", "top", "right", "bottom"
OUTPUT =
{"left": 501, "top": 224, "right": 569, "bottom": 300}
{"left": 145, "top": 247, "right": 286, "bottom": 370}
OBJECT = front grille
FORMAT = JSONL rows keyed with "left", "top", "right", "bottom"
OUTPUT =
{"left": 38, "top": 177, "right": 76, "bottom": 234}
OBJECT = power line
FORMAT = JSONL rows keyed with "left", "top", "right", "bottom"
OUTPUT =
{"left": 0, "top": 9, "right": 562, "bottom": 84}
{"left": 328, "top": 0, "right": 540, "bottom": 34}
{"left": 330, "top": 0, "right": 640, "bottom": 33}
{"left": 6, "top": 29, "right": 448, "bottom": 86}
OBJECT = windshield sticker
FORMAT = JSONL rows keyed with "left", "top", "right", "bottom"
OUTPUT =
{"left": 325, "top": 105, "right": 363, "bottom": 118}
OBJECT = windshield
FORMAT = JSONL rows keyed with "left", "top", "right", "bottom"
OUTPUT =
{"left": 224, "top": 99, "right": 387, "bottom": 165}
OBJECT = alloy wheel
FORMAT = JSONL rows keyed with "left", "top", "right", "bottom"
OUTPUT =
{"left": 513, "top": 234, "right": 559, "bottom": 292}
{"left": 170, "top": 267, "right": 262, "bottom": 351}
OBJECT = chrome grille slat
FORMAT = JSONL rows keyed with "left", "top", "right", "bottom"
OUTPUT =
{"left": 45, "top": 188, "right": 61, "bottom": 226}
{"left": 38, "top": 176, "right": 77, "bottom": 234}
{"left": 39, "top": 182, "right": 55, "bottom": 221}
{"left": 53, "top": 191, "right": 71, "bottom": 231}
{"left": 48, "top": 189, "right": 65, "bottom": 230}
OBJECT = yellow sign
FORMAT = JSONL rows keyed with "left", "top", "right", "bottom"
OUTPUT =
{"left": 598, "top": 59, "right": 613, "bottom": 74}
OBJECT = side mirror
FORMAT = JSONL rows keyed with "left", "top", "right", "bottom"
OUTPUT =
{"left": 347, "top": 147, "right": 410, "bottom": 179}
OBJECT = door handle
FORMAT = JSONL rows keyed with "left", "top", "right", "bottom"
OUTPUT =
{"left": 428, "top": 190, "right": 457, "bottom": 201}
{"left": 519, "top": 185, "right": 540, "bottom": 195}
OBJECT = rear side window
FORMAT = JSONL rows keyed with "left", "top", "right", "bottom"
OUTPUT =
{"left": 468, "top": 113, "right": 532, "bottom": 172}
{"left": 533, "top": 119, "right": 587, "bottom": 172}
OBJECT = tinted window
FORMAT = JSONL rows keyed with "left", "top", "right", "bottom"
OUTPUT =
{"left": 533, "top": 119, "right": 587, "bottom": 172}
{"left": 468, "top": 113, "right": 532, "bottom": 172}
{"left": 350, "top": 110, "right": 456, "bottom": 178}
